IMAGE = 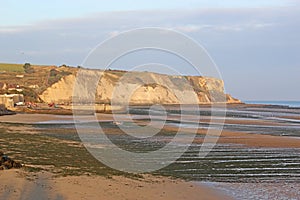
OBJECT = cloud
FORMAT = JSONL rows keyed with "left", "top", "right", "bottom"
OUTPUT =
{"left": 0, "top": 7, "right": 298, "bottom": 67}
{"left": 0, "top": 6, "right": 300, "bottom": 100}
{"left": 0, "top": 6, "right": 296, "bottom": 38}
{"left": 174, "top": 24, "right": 208, "bottom": 33}
{"left": 0, "top": 26, "right": 28, "bottom": 33}
{"left": 0, "top": 7, "right": 298, "bottom": 57}
{"left": 173, "top": 22, "right": 275, "bottom": 33}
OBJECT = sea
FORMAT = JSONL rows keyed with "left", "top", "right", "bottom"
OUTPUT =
{"left": 245, "top": 101, "right": 300, "bottom": 108}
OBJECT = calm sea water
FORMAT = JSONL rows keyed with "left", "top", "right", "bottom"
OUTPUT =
{"left": 245, "top": 101, "right": 300, "bottom": 108}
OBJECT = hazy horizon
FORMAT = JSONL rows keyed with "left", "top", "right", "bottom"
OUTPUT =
{"left": 1, "top": 0, "right": 299, "bottom": 101}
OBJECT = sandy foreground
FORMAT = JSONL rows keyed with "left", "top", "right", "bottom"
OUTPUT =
{"left": 0, "top": 170, "right": 231, "bottom": 200}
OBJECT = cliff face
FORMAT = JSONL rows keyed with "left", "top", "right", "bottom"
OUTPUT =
{"left": 39, "top": 75, "right": 75, "bottom": 104}
{"left": 39, "top": 69, "right": 241, "bottom": 105}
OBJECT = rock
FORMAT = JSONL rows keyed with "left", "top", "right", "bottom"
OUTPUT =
{"left": 3, "top": 160, "right": 13, "bottom": 169}
{"left": 0, "top": 155, "right": 8, "bottom": 163}
{"left": 0, "top": 152, "right": 22, "bottom": 170}
{"left": 13, "top": 161, "right": 22, "bottom": 169}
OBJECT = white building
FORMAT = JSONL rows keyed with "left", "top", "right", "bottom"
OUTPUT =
{"left": 0, "top": 94, "right": 25, "bottom": 108}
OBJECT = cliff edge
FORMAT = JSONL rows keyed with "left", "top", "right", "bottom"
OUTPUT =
{"left": 39, "top": 69, "right": 241, "bottom": 105}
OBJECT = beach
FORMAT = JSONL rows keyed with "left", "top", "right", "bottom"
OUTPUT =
{"left": 1, "top": 0, "right": 299, "bottom": 198}
{"left": 0, "top": 170, "right": 230, "bottom": 200}
{"left": 0, "top": 104, "right": 300, "bottom": 199}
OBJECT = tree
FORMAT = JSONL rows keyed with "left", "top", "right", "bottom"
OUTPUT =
{"left": 23, "top": 63, "right": 31, "bottom": 69}
{"left": 23, "top": 63, "right": 34, "bottom": 73}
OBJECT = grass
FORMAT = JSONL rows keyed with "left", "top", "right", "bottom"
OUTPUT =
{"left": 0, "top": 63, "right": 24, "bottom": 72}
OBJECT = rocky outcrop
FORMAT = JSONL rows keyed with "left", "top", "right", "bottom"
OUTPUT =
{"left": 226, "top": 94, "right": 242, "bottom": 104}
{"left": 39, "top": 69, "right": 241, "bottom": 105}
{"left": 0, "top": 151, "right": 22, "bottom": 170}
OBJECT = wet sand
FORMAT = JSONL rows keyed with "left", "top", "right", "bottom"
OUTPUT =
{"left": 0, "top": 113, "right": 72, "bottom": 123}
{"left": 161, "top": 126, "right": 300, "bottom": 148}
{"left": 202, "top": 182, "right": 300, "bottom": 200}
{"left": 1, "top": 112, "right": 300, "bottom": 149}
{"left": 0, "top": 113, "right": 116, "bottom": 124}
{"left": 217, "top": 130, "right": 300, "bottom": 148}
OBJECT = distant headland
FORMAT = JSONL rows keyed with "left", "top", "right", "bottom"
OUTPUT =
{"left": 0, "top": 63, "right": 241, "bottom": 113}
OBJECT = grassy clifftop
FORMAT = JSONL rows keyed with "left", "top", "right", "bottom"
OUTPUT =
{"left": 0, "top": 63, "right": 24, "bottom": 72}
{"left": 0, "top": 63, "right": 76, "bottom": 102}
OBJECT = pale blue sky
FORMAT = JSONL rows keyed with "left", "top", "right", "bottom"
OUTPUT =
{"left": 0, "top": 0, "right": 291, "bottom": 25}
{"left": 0, "top": 0, "right": 299, "bottom": 101}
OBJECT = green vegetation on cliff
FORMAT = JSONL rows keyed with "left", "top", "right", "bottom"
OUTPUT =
{"left": 0, "top": 63, "right": 24, "bottom": 72}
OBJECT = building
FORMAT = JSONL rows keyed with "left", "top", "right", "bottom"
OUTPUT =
{"left": 0, "top": 94, "right": 25, "bottom": 108}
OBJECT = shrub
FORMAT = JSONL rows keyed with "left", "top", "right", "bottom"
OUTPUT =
{"left": 23, "top": 63, "right": 35, "bottom": 74}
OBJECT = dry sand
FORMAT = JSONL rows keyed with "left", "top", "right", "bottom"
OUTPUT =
{"left": 0, "top": 170, "right": 231, "bottom": 200}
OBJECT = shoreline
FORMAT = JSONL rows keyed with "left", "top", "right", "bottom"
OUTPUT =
{"left": 1, "top": 102, "right": 298, "bottom": 119}
{"left": 1, "top": 110, "right": 300, "bottom": 149}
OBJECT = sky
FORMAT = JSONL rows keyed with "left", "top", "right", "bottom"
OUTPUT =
{"left": 0, "top": 0, "right": 299, "bottom": 101}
